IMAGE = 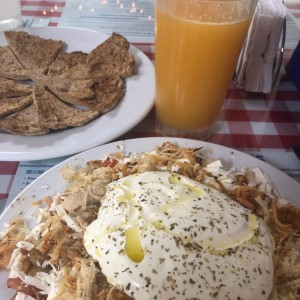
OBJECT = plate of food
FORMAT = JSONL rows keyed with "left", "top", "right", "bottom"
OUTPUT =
{"left": 0, "top": 137, "right": 299, "bottom": 299}
{"left": 0, "top": 27, "right": 155, "bottom": 161}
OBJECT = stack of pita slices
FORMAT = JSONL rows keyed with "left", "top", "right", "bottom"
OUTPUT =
{"left": 0, "top": 31, "right": 135, "bottom": 135}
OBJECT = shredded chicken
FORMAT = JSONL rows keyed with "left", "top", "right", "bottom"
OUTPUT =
{"left": 0, "top": 219, "right": 29, "bottom": 268}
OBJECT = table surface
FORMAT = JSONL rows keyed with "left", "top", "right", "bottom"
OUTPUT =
{"left": 0, "top": 0, "right": 300, "bottom": 213}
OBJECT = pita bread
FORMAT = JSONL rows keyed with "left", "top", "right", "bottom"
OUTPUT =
{"left": 0, "top": 76, "right": 32, "bottom": 98}
{"left": 0, "top": 104, "right": 49, "bottom": 135}
{"left": 0, "top": 46, "right": 30, "bottom": 80}
{"left": 47, "top": 51, "right": 87, "bottom": 77}
{"left": 56, "top": 63, "right": 92, "bottom": 80}
{"left": 90, "top": 76, "right": 125, "bottom": 113}
{"left": 0, "top": 94, "right": 33, "bottom": 117}
{"left": 0, "top": 31, "right": 135, "bottom": 136}
{"left": 24, "top": 69, "right": 47, "bottom": 83}
{"left": 104, "top": 33, "right": 131, "bottom": 50}
{"left": 4, "top": 31, "right": 64, "bottom": 73}
{"left": 86, "top": 33, "right": 135, "bottom": 79}
{"left": 25, "top": 70, "right": 96, "bottom": 105}
{"left": 67, "top": 76, "right": 125, "bottom": 113}
{"left": 33, "top": 86, "right": 100, "bottom": 130}
{"left": 46, "top": 77, "right": 96, "bottom": 104}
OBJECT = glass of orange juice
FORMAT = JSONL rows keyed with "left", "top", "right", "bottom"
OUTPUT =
{"left": 155, "top": 0, "right": 257, "bottom": 139}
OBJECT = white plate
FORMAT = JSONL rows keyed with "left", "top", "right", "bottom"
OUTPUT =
{"left": 0, "top": 27, "right": 155, "bottom": 161}
{"left": 0, "top": 137, "right": 300, "bottom": 298}
{"left": 1, "top": 137, "right": 300, "bottom": 298}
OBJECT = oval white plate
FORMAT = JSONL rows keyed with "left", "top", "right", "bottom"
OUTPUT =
{"left": 0, "top": 27, "right": 155, "bottom": 161}
{"left": 0, "top": 137, "right": 299, "bottom": 298}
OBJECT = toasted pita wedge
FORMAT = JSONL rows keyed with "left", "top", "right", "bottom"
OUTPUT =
{"left": 104, "top": 33, "right": 131, "bottom": 50}
{"left": 24, "top": 69, "right": 96, "bottom": 105}
{"left": 24, "top": 69, "right": 46, "bottom": 83}
{"left": 90, "top": 76, "right": 125, "bottom": 113}
{"left": 0, "top": 46, "right": 30, "bottom": 80}
{"left": 0, "top": 77, "right": 32, "bottom": 98}
{"left": 46, "top": 77, "right": 96, "bottom": 104}
{"left": 88, "top": 33, "right": 130, "bottom": 59}
{"left": 67, "top": 76, "right": 125, "bottom": 113}
{"left": 86, "top": 33, "right": 135, "bottom": 79}
{"left": 4, "top": 31, "right": 63, "bottom": 74}
{"left": 89, "top": 58, "right": 135, "bottom": 79}
{"left": 0, "top": 94, "right": 33, "bottom": 117}
{"left": 0, "top": 104, "right": 49, "bottom": 135}
{"left": 48, "top": 51, "right": 87, "bottom": 77}
{"left": 33, "top": 86, "right": 100, "bottom": 130}
{"left": 56, "top": 63, "right": 92, "bottom": 80}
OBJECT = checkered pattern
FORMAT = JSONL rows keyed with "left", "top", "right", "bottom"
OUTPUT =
{"left": 212, "top": 78, "right": 300, "bottom": 149}
{"left": 286, "top": 1, "right": 300, "bottom": 31}
{"left": 121, "top": 74, "right": 300, "bottom": 150}
{"left": 0, "top": 162, "right": 19, "bottom": 201}
{"left": 21, "top": 0, "right": 65, "bottom": 26}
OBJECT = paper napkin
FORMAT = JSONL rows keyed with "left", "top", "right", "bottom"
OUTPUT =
{"left": 234, "top": 0, "right": 286, "bottom": 94}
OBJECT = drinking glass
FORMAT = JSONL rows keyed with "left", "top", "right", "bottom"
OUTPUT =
{"left": 0, "top": 0, "right": 22, "bottom": 31}
{"left": 155, "top": 0, "right": 257, "bottom": 139}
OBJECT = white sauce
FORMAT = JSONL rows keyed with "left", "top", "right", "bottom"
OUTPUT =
{"left": 84, "top": 171, "right": 274, "bottom": 300}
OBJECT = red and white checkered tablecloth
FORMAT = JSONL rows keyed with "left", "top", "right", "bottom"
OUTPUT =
{"left": 21, "top": 0, "right": 66, "bottom": 26}
{"left": 120, "top": 78, "right": 300, "bottom": 150}
{"left": 286, "top": 1, "right": 300, "bottom": 30}
{"left": 0, "top": 0, "right": 300, "bottom": 212}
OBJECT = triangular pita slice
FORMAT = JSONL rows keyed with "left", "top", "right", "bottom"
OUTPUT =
{"left": 4, "top": 30, "right": 64, "bottom": 73}
{"left": 26, "top": 70, "right": 96, "bottom": 105}
{"left": 0, "top": 104, "right": 49, "bottom": 135}
{"left": 47, "top": 51, "right": 87, "bottom": 77}
{"left": 0, "top": 94, "right": 33, "bottom": 117}
{"left": 86, "top": 33, "right": 135, "bottom": 79}
{"left": 56, "top": 63, "right": 92, "bottom": 80}
{"left": 92, "top": 76, "right": 125, "bottom": 113}
{"left": 0, "top": 46, "right": 30, "bottom": 80}
{"left": 68, "top": 76, "right": 125, "bottom": 113}
{"left": 104, "top": 33, "right": 131, "bottom": 50}
{"left": 33, "top": 86, "right": 100, "bottom": 130}
{"left": 46, "top": 77, "right": 96, "bottom": 105}
{"left": 0, "top": 77, "right": 32, "bottom": 98}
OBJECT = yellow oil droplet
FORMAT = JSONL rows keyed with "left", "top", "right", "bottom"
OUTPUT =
{"left": 184, "top": 183, "right": 204, "bottom": 196}
{"left": 125, "top": 226, "right": 144, "bottom": 263}
{"left": 169, "top": 174, "right": 181, "bottom": 184}
{"left": 118, "top": 186, "right": 135, "bottom": 203}
{"left": 119, "top": 195, "right": 128, "bottom": 202}
{"left": 151, "top": 220, "right": 165, "bottom": 230}
{"left": 203, "top": 213, "right": 259, "bottom": 251}
{"left": 169, "top": 174, "right": 204, "bottom": 196}
{"left": 95, "top": 248, "right": 101, "bottom": 257}
{"left": 248, "top": 213, "right": 258, "bottom": 231}
{"left": 123, "top": 180, "right": 132, "bottom": 187}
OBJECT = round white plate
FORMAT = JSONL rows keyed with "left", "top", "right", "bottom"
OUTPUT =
{"left": 0, "top": 27, "right": 155, "bottom": 161}
{"left": 0, "top": 137, "right": 299, "bottom": 298}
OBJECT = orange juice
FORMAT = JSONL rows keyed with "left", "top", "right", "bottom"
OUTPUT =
{"left": 155, "top": 0, "right": 254, "bottom": 135}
